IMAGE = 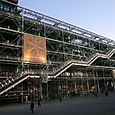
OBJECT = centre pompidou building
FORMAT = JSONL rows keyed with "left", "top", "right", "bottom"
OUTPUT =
{"left": 0, "top": 0, "right": 115, "bottom": 104}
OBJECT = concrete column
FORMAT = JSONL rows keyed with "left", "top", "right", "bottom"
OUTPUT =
{"left": 95, "top": 71, "right": 100, "bottom": 93}
{"left": 97, "top": 79, "right": 100, "bottom": 93}
{"left": 74, "top": 82, "right": 77, "bottom": 93}
{"left": 46, "top": 82, "right": 49, "bottom": 99}
{"left": 113, "top": 78, "right": 115, "bottom": 90}
{"left": 40, "top": 83, "right": 43, "bottom": 100}
{"left": 86, "top": 80, "right": 90, "bottom": 94}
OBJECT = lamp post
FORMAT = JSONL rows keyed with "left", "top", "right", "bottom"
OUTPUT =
{"left": 21, "top": 82, "right": 23, "bottom": 103}
{"left": 39, "top": 78, "right": 43, "bottom": 100}
{"left": 41, "top": 70, "right": 48, "bottom": 100}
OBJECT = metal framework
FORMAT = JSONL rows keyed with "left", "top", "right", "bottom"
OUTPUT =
{"left": 0, "top": 0, "right": 115, "bottom": 103}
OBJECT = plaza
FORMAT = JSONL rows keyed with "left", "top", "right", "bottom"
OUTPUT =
{"left": 0, "top": 91, "right": 115, "bottom": 115}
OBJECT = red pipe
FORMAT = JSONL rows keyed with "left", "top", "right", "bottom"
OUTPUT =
{"left": 7, "top": 0, "right": 19, "bottom": 4}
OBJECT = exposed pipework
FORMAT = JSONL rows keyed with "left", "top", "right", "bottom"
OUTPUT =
{"left": 3, "top": 0, "right": 19, "bottom": 4}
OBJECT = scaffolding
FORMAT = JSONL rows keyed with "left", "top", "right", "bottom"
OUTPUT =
{"left": 0, "top": 0, "right": 115, "bottom": 103}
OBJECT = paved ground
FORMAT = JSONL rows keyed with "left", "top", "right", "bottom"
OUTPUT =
{"left": 0, "top": 92, "right": 115, "bottom": 115}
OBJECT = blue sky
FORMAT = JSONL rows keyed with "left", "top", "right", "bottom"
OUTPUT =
{"left": 19, "top": 0, "right": 115, "bottom": 41}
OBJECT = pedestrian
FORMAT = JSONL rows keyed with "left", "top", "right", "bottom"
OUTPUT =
{"left": 94, "top": 91, "right": 98, "bottom": 97}
{"left": 38, "top": 98, "right": 41, "bottom": 106}
{"left": 30, "top": 101, "right": 34, "bottom": 113}
{"left": 105, "top": 90, "right": 109, "bottom": 96}
{"left": 59, "top": 96, "right": 62, "bottom": 102}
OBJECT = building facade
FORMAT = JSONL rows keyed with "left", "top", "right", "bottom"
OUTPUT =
{"left": 0, "top": 0, "right": 115, "bottom": 103}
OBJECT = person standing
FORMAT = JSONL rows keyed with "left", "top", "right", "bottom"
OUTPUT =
{"left": 59, "top": 96, "right": 62, "bottom": 102}
{"left": 38, "top": 98, "right": 41, "bottom": 106}
{"left": 30, "top": 101, "right": 34, "bottom": 113}
{"left": 105, "top": 89, "right": 109, "bottom": 96}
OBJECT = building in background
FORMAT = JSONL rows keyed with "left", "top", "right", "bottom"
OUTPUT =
{"left": 0, "top": 0, "right": 115, "bottom": 104}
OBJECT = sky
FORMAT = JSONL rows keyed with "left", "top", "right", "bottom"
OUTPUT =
{"left": 19, "top": 0, "right": 115, "bottom": 41}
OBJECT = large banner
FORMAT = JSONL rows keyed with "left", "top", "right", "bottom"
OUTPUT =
{"left": 23, "top": 33, "right": 47, "bottom": 64}
{"left": 112, "top": 70, "right": 115, "bottom": 78}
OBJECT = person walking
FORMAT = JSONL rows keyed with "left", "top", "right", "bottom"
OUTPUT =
{"left": 30, "top": 101, "right": 34, "bottom": 113}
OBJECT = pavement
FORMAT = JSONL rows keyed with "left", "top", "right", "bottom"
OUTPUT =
{"left": 0, "top": 91, "right": 115, "bottom": 115}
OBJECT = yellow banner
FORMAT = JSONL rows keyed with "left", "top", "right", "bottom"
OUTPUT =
{"left": 23, "top": 33, "right": 47, "bottom": 64}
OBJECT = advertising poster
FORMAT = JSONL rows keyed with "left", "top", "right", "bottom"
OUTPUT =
{"left": 23, "top": 33, "right": 47, "bottom": 64}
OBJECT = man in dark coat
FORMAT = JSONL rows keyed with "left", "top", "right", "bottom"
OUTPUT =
{"left": 30, "top": 101, "right": 34, "bottom": 113}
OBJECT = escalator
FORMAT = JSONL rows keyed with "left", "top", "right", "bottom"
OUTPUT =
{"left": 0, "top": 73, "right": 34, "bottom": 95}
{"left": 49, "top": 49, "right": 115, "bottom": 78}
{"left": 0, "top": 48, "right": 115, "bottom": 95}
